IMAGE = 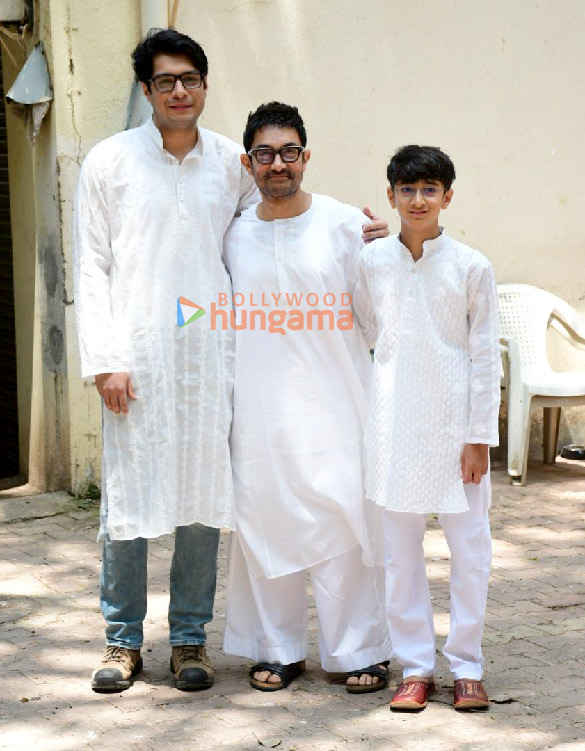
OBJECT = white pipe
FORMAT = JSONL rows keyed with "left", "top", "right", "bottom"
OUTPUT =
{"left": 141, "top": 0, "right": 168, "bottom": 36}
{"left": 126, "top": 0, "right": 168, "bottom": 129}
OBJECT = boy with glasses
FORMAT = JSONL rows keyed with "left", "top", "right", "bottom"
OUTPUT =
{"left": 357, "top": 145, "right": 500, "bottom": 711}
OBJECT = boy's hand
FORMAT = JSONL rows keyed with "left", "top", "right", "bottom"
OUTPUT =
{"left": 362, "top": 207, "right": 389, "bottom": 243}
{"left": 95, "top": 372, "right": 137, "bottom": 415}
{"left": 461, "top": 443, "right": 489, "bottom": 484}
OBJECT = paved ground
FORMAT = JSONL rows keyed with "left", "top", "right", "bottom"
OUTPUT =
{"left": 1, "top": 459, "right": 585, "bottom": 751}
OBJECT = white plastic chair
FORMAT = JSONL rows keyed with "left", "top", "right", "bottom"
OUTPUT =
{"left": 498, "top": 283, "right": 585, "bottom": 485}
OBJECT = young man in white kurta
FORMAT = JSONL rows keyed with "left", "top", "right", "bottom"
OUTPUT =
{"left": 74, "top": 30, "right": 258, "bottom": 691}
{"left": 357, "top": 145, "right": 500, "bottom": 710}
{"left": 222, "top": 103, "right": 390, "bottom": 691}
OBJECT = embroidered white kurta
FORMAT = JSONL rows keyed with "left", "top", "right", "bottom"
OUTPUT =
{"left": 357, "top": 232, "right": 500, "bottom": 514}
{"left": 74, "top": 117, "right": 258, "bottom": 540}
{"left": 224, "top": 194, "right": 379, "bottom": 579}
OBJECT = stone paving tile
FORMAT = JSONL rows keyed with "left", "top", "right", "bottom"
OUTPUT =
{"left": 2, "top": 461, "right": 585, "bottom": 750}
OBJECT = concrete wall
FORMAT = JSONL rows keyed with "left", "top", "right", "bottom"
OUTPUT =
{"left": 2, "top": 36, "right": 37, "bottom": 481}
{"left": 5, "top": 0, "right": 142, "bottom": 491}
{"left": 2, "top": 8, "right": 62, "bottom": 489}
{"left": 178, "top": 0, "right": 585, "bottom": 456}
{"left": 7, "top": 0, "right": 585, "bottom": 490}
{"left": 180, "top": 0, "right": 585, "bottom": 316}
{"left": 47, "top": 0, "right": 142, "bottom": 492}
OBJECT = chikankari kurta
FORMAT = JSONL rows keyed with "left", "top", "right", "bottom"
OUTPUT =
{"left": 74, "top": 117, "right": 258, "bottom": 540}
{"left": 358, "top": 231, "right": 500, "bottom": 514}
{"left": 223, "top": 194, "right": 379, "bottom": 579}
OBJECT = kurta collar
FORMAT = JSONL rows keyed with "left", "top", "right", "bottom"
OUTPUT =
{"left": 252, "top": 193, "right": 316, "bottom": 226}
{"left": 396, "top": 227, "right": 446, "bottom": 260}
{"left": 143, "top": 116, "right": 205, "bottom": 160}
{"left": 273, "top": 195, "right": 316, "bottom": 225}
{"left": 421, "top": 227, "right": 446, "bottom": 256}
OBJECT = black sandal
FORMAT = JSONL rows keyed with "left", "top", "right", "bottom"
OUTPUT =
{"left": 249, "top": 660, "right": 305, "bottom": 691}
{"left": 346, "top": 661, "right": 389, "bottom": 694}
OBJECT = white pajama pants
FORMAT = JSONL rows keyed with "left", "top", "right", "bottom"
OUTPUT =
{"left": 383, "top": 477, "right": 492, "bottom": 681}
{"left": 223, "top": 533, "right": 390, "bottom": 672}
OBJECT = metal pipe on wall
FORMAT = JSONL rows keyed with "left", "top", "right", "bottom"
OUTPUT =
{"left": 169, "top": 0, "right": 180, "bottom": 28}
{"left": 141, "top": 0, "right": 168, "bottom": 36}
{"left": 129, "top": 0, "right": 181, "bottom": 129}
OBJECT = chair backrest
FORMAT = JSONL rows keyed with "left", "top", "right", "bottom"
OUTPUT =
{"left": 497, "top": 283, "right": 558, "bottom": 371}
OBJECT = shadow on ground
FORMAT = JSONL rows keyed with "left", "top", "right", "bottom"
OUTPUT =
{"left": 1, "top": 462, "right": 585, "bottom": 750}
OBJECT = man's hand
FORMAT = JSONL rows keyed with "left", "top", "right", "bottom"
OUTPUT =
{"left": 362, "top": 206, "right": 390, "bottom": 243}
{"left": 461, "top": 443, "right": 489, "bottom": 484}
{"left": 95, "top": 372, "right": 136, "bottom": 415}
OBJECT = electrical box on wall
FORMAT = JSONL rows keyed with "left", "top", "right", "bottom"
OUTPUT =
{"left": 0, "top": 0, "right": 25, "bottom": 22}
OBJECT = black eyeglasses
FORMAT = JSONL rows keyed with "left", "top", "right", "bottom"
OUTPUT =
{"left": 247, "top": 146, "right": 305, "bottom": 165}
{"left": 395, "top": 185, "right": 443, "bottom": 198}
{"left": 150, "top": 71, "right": 204, "bottom": 93}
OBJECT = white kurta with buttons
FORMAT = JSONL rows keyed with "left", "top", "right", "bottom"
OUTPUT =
{"left": 357, "top": 231, "right": 500, "bottom": 514}
{"left": 74, "top": 117, "right": 258, "bottom": 540}
{"left": 223, "top": 194, "right": 380, "bottom": 579}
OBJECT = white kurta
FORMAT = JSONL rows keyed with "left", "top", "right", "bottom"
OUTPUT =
{"left": 74, "top": 118, "right": 258, "bottom": 540}
{"left": 357, "top": 232, "right": 500, "bottom": 514}
{"left": 223, "top": 194, "right": 379, "bottom": 579}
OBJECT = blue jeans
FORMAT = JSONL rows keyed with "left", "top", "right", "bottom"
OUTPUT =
{"left": 100, "top": 523, "right": 220, "bottom": 650}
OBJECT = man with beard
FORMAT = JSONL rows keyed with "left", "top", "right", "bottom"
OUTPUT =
{"left": 222, "top": 102, "right": 390, "bottom": 693}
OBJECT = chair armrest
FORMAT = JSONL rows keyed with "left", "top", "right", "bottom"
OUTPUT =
{"left": 499, "top": 338, "right": 510, "bottom": 393}
{"left": 550, "top": 299, "right": 585, "bottom": 351}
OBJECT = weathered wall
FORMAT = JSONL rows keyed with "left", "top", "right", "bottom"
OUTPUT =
{"left": 2, "top": 5, "right": 66, "bottom": 489}
{"left": 2, "top": 35, "right": 38, "bottom": 481}
{"left": 178, "top": 0, "right": 585, "bottom": 314}
{"left": 177, "top": 0, "right": 585, "bottom": 456}
{"left": 50, "top": 0, "right": 142, "bottom": 492}
{"left": 50, "top": 0, "right": 142, "bottom": 491}
{"left": 5, "top": 0, "right": 142, "bottom": 490}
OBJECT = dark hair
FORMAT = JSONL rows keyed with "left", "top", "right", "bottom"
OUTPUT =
{"left": 387, "top": 145, "right": 456, "bottom": 191}
{"left": 132, "top": 28, "right": 208, "bottom": 86}
{"left": 243, "top": 102, "right": 307, "bottom": 153}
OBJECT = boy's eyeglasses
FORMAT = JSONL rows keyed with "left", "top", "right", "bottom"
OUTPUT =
{"left": 248, "top": 146, "right": 305, "bottom": 165}
{"left": 150, "top": 72, "right": 204, "bottom": 92}
{"left": 395, "top": 186, "right": 443, "bottom": 198}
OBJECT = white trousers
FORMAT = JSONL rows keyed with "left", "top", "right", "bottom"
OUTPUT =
{"left": 383, "top": 477, "right": 492, "bottom": 681}
{"left": 224, "top": 533, "right": 390, "bottom": 672}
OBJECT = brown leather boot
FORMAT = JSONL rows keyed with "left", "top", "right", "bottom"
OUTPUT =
{"left": 91, "top": 646, "right": 142, "bottom": 692}
{"left": 171, "top": 645, "right": 214, "bottom": 691}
